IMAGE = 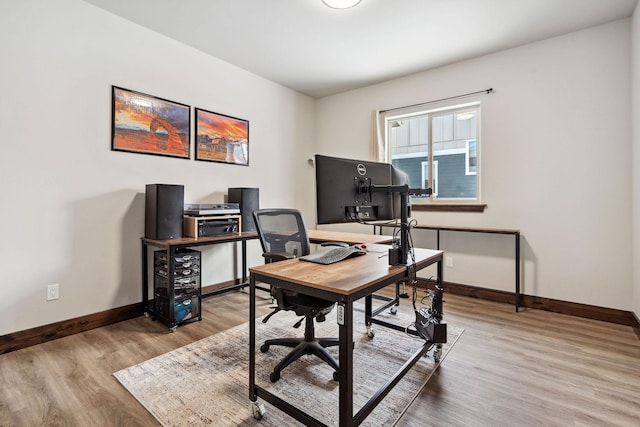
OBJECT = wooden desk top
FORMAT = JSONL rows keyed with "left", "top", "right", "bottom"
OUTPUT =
{"left": 307, "top": 229, "right": 394, "bottom": 245}
{"left": 143, "top": 229, "right": 389, "bottom": 248}
{"left": 250, "top": 244, "right": 442, "bottom": 297}
{"left": 141, "top": 231, "right": 258, "bottom": 248}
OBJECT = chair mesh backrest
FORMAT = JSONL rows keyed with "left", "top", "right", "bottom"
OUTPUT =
{"left": 253, "top": 209, "right": 311, "bottom": 258}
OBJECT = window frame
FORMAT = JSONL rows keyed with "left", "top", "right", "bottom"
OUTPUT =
{"left": 384, "top": 101, "right": 482, "bottom": 208}
{"left": 421, "top": 159, "right": 439, "bottom": 197}
{"left": 466, "top": 139, "right": 477, "bottom": 176}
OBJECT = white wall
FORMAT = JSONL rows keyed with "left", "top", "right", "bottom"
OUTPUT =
{"left": 632, "top": 5, "right": 640, "bottom": 321}
{"left": 316, "top": 20, "right": 633, "bottom": 310}
{"left": 0, "top": 0, "right": 316, "bottom": 336}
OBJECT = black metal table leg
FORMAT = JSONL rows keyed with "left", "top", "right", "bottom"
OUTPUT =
{"left": 249, "top": 273, "right": 256, "bottom": 400}
{"left": 515, "top": 232, "right": 521, "bottom": 312}
{"left": 338, "top": 301, "right": 354, "bottom": 426}
{"left": 242, "top": 240, "right": 248, "bottom": 284}
{"left": 142, "top": 241, "right": 148, "bottom": 313}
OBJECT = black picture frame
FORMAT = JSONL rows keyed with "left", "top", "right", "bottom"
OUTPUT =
{"left": 195, "top": 107, "right": 249, "bottom": 166}
{"left": 112, "top": 86, "right": 191, "bottom": 159}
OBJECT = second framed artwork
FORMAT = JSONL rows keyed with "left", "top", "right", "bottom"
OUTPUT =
{"left": 195, "top": 108, "right": 249, "bottom": 166}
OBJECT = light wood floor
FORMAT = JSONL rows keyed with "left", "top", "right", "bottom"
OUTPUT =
{"left": 1, "top": 287, "right": 639, "bottom": 426}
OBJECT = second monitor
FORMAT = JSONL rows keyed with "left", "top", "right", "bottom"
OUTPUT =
{"left": 315, "top": 154, "right": 409, "bottom": 225}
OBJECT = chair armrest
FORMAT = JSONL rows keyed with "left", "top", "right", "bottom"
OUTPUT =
{"left": 262, "top": 252, "right": 296, "bottom": 262}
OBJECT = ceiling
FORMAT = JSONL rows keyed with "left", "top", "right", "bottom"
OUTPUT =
{"left": 83, "top": 0, "right": 638, "bottom": 98}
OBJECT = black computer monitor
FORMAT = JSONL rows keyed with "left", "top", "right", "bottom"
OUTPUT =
{"left": 315, "top": 154, "right": 408, "bottom": 224}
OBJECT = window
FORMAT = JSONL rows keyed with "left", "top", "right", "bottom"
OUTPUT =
{"left": 386, "top": 102, "right": 480, "bottom": 204}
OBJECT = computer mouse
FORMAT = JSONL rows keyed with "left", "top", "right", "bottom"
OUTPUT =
{"left": 320, "top": 242, "right": 349, "bottom": 248}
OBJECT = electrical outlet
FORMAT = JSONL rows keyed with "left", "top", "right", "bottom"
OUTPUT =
{"left": 445, "top": 257, "right": 453, "bottom": 268}
{"left": 47, "top": 283, "right": 59, "bottom": 300}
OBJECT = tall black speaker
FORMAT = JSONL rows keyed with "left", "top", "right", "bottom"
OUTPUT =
{"left": 228, "top": 187, "right": 259, "bottom": 232}
{"left": 145, "top": 184, "right": 184, "bottom": 239}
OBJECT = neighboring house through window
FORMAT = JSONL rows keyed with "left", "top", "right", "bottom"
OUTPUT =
{"left": 386, "top": 102, "right": 480, "bottom": 203}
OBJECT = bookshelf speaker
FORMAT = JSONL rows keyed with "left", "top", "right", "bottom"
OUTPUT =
{"left": 228, "top": 187, "right": 259, "bottom": 232}
{"left": 145, "top": 184, "right": 184, "bottom": 239}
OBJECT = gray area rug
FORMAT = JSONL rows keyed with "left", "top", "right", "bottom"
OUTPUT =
{"left": 114, "top": 304, "right": 462, "bottom": 426}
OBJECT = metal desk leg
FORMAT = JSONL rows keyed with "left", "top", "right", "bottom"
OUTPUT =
{"left": 515, "top": 232, "right": 521, "bottom": 312}
{"left": 242, "top": 240, "right": 248, "bottom": 284}
{"left": 398, "top": 280, "right": 409, "bottom": 299}
{"left": 141, "top": 241, "right": 148, "bottom": 314}
{"left": 247, "top": 273, "right": 268, "bottom": 420}
{"left": 249, "top": 274, "right": 256, "bottom": 400}
{"left": 338, "top": 300, "right": 354, "bottom": 426}
{"left": 364, "top": 295, "right": 373, "bottom": 337}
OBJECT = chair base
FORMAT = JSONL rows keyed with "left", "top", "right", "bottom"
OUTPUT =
{"left": 261, "top": 312, "right": 340, "bottom": 382}
{"left": 261, "top": 336, "right": 339, "bottom": 382}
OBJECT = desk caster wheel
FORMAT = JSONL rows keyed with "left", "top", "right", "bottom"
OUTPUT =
{"left": 169, "top": 326, "right": 177, "bottom": 333}
{"left": 143, "top": 311, "right": 150, "bottom": 318}
{"left": 433, "top": 344, "right": 442, "bottom": 363}
{"left": 251, "top": 401, "right": 266, "bottom": 420}
{"left": 333, "top": 370, "right": 339, "bottom": 381}
{"left": 390, "top": 306, "right": 398, "bottom": 315}
{"left": 269, "top": 371, "right": 280, "bottom": 382}
{"left": 260, "top": 344, "right": 270, "bottom": 353}
{"left": 366, "top": 326, "right": 375, "bottom": 339}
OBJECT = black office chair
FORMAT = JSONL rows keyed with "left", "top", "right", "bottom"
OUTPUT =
{"left": 252, "top": 208, "right": 339, "bottom": 382}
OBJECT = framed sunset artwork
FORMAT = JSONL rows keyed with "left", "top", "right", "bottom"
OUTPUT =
{"left": 195, "top": 108, "right": 249, "bottom": 166}
{"left": 111, "top": 86, "right": 191, "bottom": 159}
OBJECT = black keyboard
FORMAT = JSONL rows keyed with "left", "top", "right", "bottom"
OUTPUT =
{"left": 300, "top": 247, "right": 367, "bottom": 265}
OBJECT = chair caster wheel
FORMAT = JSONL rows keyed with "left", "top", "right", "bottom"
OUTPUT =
{"left": 390, "top": 306, "right": 398, "bottom": 315}
{"left": 251, "top": 401, "right": 266, "bottom": 420}
{"left": 260, "top": 344, "right": 269, "bottom": 353}
{"left": 366, "top": 328, "right": 375, "bottom": 339}
{"left": 333, "top": 371, "right": 339, "bottom": 381}
{"left": 269, "top": 371, "right": 280, "bottom": 382}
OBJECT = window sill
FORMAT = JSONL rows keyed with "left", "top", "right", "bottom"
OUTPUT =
{"left": 411, "top": 204, "right": 486, "bottom": 213}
